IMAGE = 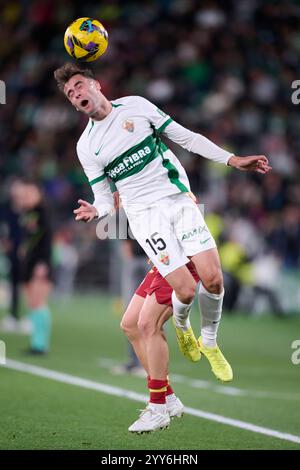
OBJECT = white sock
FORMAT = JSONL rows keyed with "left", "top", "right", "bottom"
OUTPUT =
{"left": 166, "top": 393, "right": 177, "bottom": 403}
{"left": 171, "top": 291, "right": 193, "bottom": 331}
{"left": 198, "top": 283, "right": 224, "bottom": 348}
{"left": 148, "top": 403, "right": 167, "bottom": 414}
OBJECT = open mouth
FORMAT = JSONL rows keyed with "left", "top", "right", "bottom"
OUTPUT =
{"left": 81, "top": 99, "right": 89, "bottom": 108}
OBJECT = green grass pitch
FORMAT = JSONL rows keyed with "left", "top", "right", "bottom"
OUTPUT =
{"left": 0, "top": 294, "right": 300, "bottom": 450}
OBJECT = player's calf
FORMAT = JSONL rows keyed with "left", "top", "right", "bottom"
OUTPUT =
{"left": 171, "top": 290, "right": 194, "bottom": 331}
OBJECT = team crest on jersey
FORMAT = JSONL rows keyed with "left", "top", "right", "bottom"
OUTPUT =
{"left": 122, "top": 119, "right": 134, "bottom": 132}
{"left": 159, "top": 252, "right": 170, "bottom": 266}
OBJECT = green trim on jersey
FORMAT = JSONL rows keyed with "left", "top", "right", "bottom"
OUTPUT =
{"left": 109, "top": 180, "right": 117, "bottom": 192}
{"left": 162, "top": 158, "right": 189, "bottom": 192}
{"left": 88, "top": 120, "right": 94, "bottom": 135}
{"left": 89, "top": 129, "right": 188, "bottom": 193}
{"left": 156, "top": 117, "right": 173, "bottom": 134}
{"left": 104, "top": 134, "right": 158, "bottom": 182}
{"left": 89, "top": 174, "right": 106, "bottom": 186}
{"left": 156, "top": 138, "right": 189, "bottom": 193}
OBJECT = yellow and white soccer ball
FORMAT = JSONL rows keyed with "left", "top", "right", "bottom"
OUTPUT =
{"left": 64, "top": 17, "right": 108, "bottom": 62}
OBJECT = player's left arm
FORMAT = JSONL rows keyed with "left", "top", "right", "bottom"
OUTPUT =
{"left": 73, "top": 182, "right": 120, "bottom": 222}
{"left": 226, "top": 154, "right": 271, "bottom": 174}
{"left": 137, "top": 96, "right": 271, "bottom": 174}
{"left": 163, "top": 120, "right": 272, "bottom": 174}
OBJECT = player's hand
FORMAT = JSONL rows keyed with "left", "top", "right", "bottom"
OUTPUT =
{"left": 228, "top": 155, "right": 272, "bottom": 174}
{"left": 73, "top": 199, "right": 98, "bottom": 222}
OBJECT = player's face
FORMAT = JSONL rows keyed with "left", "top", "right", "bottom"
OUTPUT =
{"left": 64, "top": 74, "right": 104, "bottom": 116}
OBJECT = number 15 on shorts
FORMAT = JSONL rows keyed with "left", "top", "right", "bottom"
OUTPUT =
{"left": 145, "top": 232, "right": 167, "bottom": 255}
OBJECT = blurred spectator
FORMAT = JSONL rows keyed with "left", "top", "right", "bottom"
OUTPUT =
{"left": 53, "top": 223, "right": 79, "bottom": 298}
{"left": 0, "top": 179, "right": 29, "bottom": 333}
{"left": 17, "top": 179, "right": 53, "bottom": 354}
{"left": 0, "top": 0, "right": 299, "bottom": 313}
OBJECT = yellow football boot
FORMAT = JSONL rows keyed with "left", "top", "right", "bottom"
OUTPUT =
{"left": 198, "top": 336, "right": 233, "bottom": 382}
{"left": 173, "top": 318, "right": 201, "bottom": 362}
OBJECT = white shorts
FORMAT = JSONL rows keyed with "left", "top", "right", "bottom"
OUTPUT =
{"left": 126, "top": 193, "right": 216, "bottom": 277}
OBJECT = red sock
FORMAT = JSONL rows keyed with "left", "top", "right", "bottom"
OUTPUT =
{"left": 166, "top": 383, "right": 174, "bottom": 396}
{"left": 148, "top": 376, "right": 170, "bottom": 393}
{"left": 148, "top": 378, "right": 168, "bottom": 404}
{"left": 147, "top": 376, "right": 174, "bottom": 398}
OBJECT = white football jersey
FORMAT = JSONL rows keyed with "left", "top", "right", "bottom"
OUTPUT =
{"left": 76, "top": 96, "right": 232, "bottom": 217}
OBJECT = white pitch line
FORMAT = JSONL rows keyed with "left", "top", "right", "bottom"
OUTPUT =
{"left": 4, "top": 358, "right": 300, "bottom": 446}
{"left": 98, "top": 357, "right": 300, "bottom": 402}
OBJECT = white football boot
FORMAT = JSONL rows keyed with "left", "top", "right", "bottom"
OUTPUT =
{"left": 166, "top": 395, "right": 184, "bottom": 418}
{"left": 128, "top": 404, "right": 170, "bottom": 433}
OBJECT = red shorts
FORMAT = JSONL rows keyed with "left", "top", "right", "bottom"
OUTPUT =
{"left": 135, "top": 261, "right": 200, "bottom": 306}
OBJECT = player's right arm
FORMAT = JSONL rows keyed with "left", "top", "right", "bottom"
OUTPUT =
{"left": 75, "top": 142, "right": 114, "bottom": 222}
{"left": 136, "top": 96, "right": 271, "bottom": 175}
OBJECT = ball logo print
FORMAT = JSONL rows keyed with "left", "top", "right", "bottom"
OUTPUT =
{"left": 64, "top": 17, "right": 108, "bottom": 62}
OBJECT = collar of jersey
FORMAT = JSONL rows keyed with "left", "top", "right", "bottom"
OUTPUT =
{"left": 89, "top": 102, "right": 123, "bottom": 127}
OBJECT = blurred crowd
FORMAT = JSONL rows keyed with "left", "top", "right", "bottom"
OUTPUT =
{"left": 0, "top": 0, "right": 300, "bottom": 311}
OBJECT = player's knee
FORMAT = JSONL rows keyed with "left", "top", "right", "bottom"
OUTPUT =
{"left": 175, "top": 283, "right": 196, "bottom": 304}
{"left": 137, "top": 317, "right": 156, "bottom": 339}
{"left": 120, "top": 318, "right": 127, "bottom": 334}
{"left": 120, "top": 318, "right": 137, "bottom": 339}
{"left": 203, "top": 270, "right": 223, "bottom": 294}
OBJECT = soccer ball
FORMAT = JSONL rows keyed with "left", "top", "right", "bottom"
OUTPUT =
{"left": 64, "top": 17, "right": 108, "bottom": 62}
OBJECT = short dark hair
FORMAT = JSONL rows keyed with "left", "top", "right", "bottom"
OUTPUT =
{"left": 53, "top": 62, "right": 94, "bottom": 92}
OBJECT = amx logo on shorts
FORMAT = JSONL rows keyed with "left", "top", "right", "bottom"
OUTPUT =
{"left": 181, "top": 225, "right": 209, "bottom": 241}
{"left": 107, "top": 146, "right": 152, "bottom": 179}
